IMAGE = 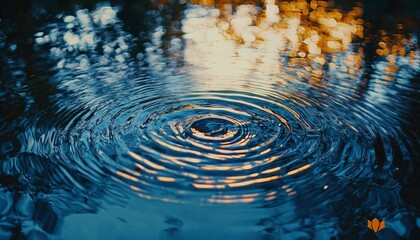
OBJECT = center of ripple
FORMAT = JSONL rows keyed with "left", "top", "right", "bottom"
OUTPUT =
{"left": 190, "top": 117, "right": 238, "bottom": 140}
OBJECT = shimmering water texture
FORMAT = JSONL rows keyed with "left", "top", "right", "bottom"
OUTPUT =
{"left": 0, "top": 0, "right": 419, "bottom": 239}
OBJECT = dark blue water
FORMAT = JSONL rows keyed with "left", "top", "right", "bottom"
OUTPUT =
{"left": 1, "top": 0, "right": 419, "bottom": 239}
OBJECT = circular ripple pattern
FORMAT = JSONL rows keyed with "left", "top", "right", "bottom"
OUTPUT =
{"left": 59, "top": 88, "right": 364, "bottom": 204}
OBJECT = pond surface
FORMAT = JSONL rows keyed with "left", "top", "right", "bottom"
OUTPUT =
{"left": 0, "top": 0, "right": 419, "bottom": 239}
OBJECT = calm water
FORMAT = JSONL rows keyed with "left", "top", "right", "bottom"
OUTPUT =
{"left": 0, "top": 0, "right": 419, "bottom": 239}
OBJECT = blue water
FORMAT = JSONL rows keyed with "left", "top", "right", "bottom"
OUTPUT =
{"left": 0, "top": 0, "right": 419, "bottom": 239}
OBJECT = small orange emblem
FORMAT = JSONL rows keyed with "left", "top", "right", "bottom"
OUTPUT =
{"left": 367, "top": 218, "right": 385, "bottom": 233}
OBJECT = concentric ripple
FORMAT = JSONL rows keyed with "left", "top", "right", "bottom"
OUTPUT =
{"left": 58, "top": 88, "right": 353, "bottom": 204}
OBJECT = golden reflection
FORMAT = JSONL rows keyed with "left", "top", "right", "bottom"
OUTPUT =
{"left": 123, "top": 167, "right": 141, "bottom": 177}
{"left": 128, "top": 151, "right": 166, "bottom": 170}
{"left": 152, "top": 135, "right": 203, "bottom": 156}
{"left": 116, "top": 1, "right": 419, "bottom": 204}
{"left": 233, "top": 163, "right": 253, "bottom": 170}
{"left": 180, "top": 0, "right": 364, "bottom": 90}
{"left": 163, "top": 155, "right": 189, "bottom": 167}
{"left": 208, "top": 196, "right": 255, "bottom": 204}
{"left": 227, "top": 175, "right": 280, "bottom": 188}
{"left": 286, "top": 163, "right": 311, "bottom": 176}
{"left": 265, "top": 195, "right": 276, "bottom": 201}
{"left": 193, "top": 183, "right": 226, "bottom": 189}
{"left": 115, "top": 170, "right": 138, "bottom": 182}
{"left": 119, "top": 151, "right": 315, "bottom": 202}
{"left": 130, "top": 185, "right": 140, "bottom": 191}
{"left": 157, "top": 176, "right": 176, "bottom": 182}
{"left": 135, "top": 163, "right": 158, "bottom": 174}
{"left": 261, "top": 166, "right": 281, "bottom": 174}
{"left": 117, "top": 153, "right": 312, "bottom": 202}
{"left": 201, "top": 165, "right": 232, "bottom": 171}
{"left": 373, "top": 29, "right": 418, "bottom": 81}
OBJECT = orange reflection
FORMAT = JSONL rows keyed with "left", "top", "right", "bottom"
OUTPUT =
{"left": 193, "top": 183, "right": 226, "bottom": 189}
{"left": 113, "top": 1, "right": 419, "bottom": 204}
{"left": 286, "top": 163, "right": 312, "bottom": 176}
{"left": 128, "top": 151, "right": 166, "bottom": 170}
{"left": 115, "top": 170, "right": 138, "bottom": 182}
{"left": 227, "top": 175, "right": 280, "bottom": 187}
{"left": 157, "top": 176, "right": 176, "bottom": 182}
{"left": 172, "top": 0, "right": 368, "bottom": 96}
{"left": 261, "top": 166, "right": 281, "bottom": 174}
{"left": 373, "top": 29, "right": 418, "bottom": 81}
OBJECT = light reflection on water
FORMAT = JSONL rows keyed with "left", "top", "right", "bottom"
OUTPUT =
{"left": 0, "top": 0, "right": 419, "bottom": 239}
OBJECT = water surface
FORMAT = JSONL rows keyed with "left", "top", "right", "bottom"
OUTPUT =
{"left": 0, "top": 0, "right": 419, "bottom": 239}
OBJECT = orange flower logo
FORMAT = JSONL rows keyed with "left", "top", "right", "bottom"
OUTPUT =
{"left": 367, "top": 218, "right": 385, "bottom": 233}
